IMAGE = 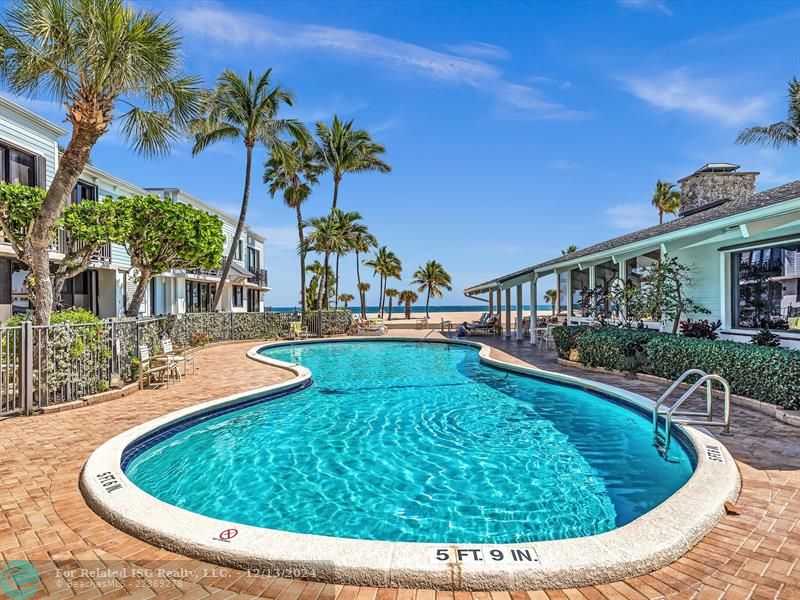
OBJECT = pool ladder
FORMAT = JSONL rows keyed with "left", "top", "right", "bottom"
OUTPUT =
{"left": 652, "top": 369, "right": 731, "bottom": 455}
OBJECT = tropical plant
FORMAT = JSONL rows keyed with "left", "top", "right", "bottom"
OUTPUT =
{"left": 411, "top": 260, "right": 453, "bottom": 318}
{"left": 190, "top": 68, "right": 306, "bottom": 310}
{"left": 330, "top": 209, "right": 367, "bottom": 309}
{"left": 751, "top": 326, "right": 781, "bottom": 347}
{"left": 118, "top": 195, "right": 224, "bottom": 316}
{"left": 357, "top": 281, "right": 370, "bottom": 317}
{"left": 314, "top": 115, "right": 391, "bottom": 210}
{"left": 304, "top": 260, "right": 335, "bottom": 310}
{"left": 0, "top": 0, "right": 202, "bottom": 324}
{"left": 384, "top": 288, "right": 399, "bottom": 320}
{"left": 736, "top": 77, "right": 799, "bottom": 149}
{"left": 337, "top": 293, "right": 354, "bottom": 309}
{"left": 651, "top": 180, "right": 681, "bottom": 225}
{"left": 544, "top": 289, "right": 557, "bottom": 315}
{"left": 364, "top": 246, "right": 402, "bottom": 317}
{"left": 351, "top": 228, "right": 378, "bottom": 318}
{"left": 679, "top": 318, "right": 722, "bottom": 340}
{"left": 399, "top": 289, "right": 418, "bottom": 319}
{"left": 265, "top": 137, "right": 324, "bottom": 312}
{"left": 302, "top": 213, "right": 343, "bottom": 309}
{"left": 0, "top": 184, "right": 127, "bottom": 307}
{"left": 561, "top": 245, "right": 578, "bottom": 255}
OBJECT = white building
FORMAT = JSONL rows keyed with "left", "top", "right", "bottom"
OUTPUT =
{"left": 0, "top": 95, "right": 270, "bottom": 321}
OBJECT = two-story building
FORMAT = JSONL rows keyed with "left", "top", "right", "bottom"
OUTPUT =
{"left": 0, "top": 95, "right": 270, "bottom": 321}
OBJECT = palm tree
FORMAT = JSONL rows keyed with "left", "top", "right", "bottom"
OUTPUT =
{"left": 303, "top": 213, "right": 344, "bottom": 309}
{"left": 411, "top": 260, "right": 453, "bottom": 318}
{"left": 315, "top": 115, "right": 391, "bottom": 210}
{"left": 737, "top": 77, "right": 799, "bottom": 149}
{"left": 338, "top": 293, "right": 354, "bottom": 309}
{"left": 562, "top": 245, "right": 578, "bottom": 255}
{"left": 364, "top": 246, "right": 401, "bottom": 318}
{"left": 330, "top": 209, "right": 367, "bottom": 309}
{"left": 351, "top": 229, "right": 378, "bottom": 318}
{"left": 651, "top": 180, "right": 681, "bottom": 225}
{"left": 384, "top": 288, "right": 399, "bottom": 320}
{"left": 544, "top": 289, "right": 557, "bottom": 315}
{"left": 0, "top": 0, "right": 202, "bottom": 325}
{"left": 357, "top": 281, "right": 371, "bottom": 317}
{"left": 265, "top": 138, "right": 324, "bottom": 313}
{"left": 305, "top": 260, "right": 334, "bottom": 310}
{"left": 399, "top": 290, "right": 419, "bottom": 319}
{"left": 190, "top": 68, "right": 306, "bottom": 310}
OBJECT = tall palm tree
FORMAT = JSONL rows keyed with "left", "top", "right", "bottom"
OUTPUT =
{"left": 265, "top": 138, "right": 324, "bottom": 313}
{"left": 190, "top": 68, "right": 306, "bottom": 310}
{"left": 384, "top": 288, "right": 399, "bottom": 320}
{"left": 561, "top": 245, "right": 578, "bottom": 255}
{"left": 303, "top": 213, "right": 344, "bottom": 309}
{"left": 411, "top": 260, "right": 453, "bottom": 318}
{"left": 651, "top": 180, "right": 681, "bottom": 225}
{"left": 351, "top": 229, "right": 378, "bottom": 318}
{"left": 357, "top": 281, "right": 371, "bottom": 317}
{"left": 737, "top": 77, "right": 800, "bottom": 149}
{"left": 364, "top": 246, "right": 401, "bottom": 318}
{"left": 330, "top": 209, "right": 367, "bottom": 309}
{"left": 544, "top": 289, "right": 557, "bottom": 315}
{"left": 399, "top": 290, "right": 418, "bottom": 319}
{"left": 0, "top": 0, "right": 202, "bottom": 325}
{"left": 338, "top": 293, "right": 354, "bottom": 309}
{"left": 315, "top": 115, "right": 391, "bottom": 210}
{"left": 304, "top": 260, "right": 334, "bottom": 310}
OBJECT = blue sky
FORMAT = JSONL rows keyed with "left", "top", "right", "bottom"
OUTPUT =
{"left": 10, "top": 0, "right": 800, "bottom": 307}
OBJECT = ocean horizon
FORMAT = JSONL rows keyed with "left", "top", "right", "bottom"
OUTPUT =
{"left": 269, "top": 304, "right": 554, "bottom": 313}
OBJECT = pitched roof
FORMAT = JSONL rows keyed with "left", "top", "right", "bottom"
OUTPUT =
{"left": 465, "top": 179, "right": 800, "bottom": 293}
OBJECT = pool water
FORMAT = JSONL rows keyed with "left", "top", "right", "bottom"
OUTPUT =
{"left": 124, "top": 341, "right": 694, "bottom": 544}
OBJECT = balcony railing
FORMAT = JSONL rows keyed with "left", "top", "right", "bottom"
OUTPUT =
{"left": 187, "top": 255, "right": 226, "bottom": 278}
{"left": 248, "top": 268, "right": 268, "bottom": 287}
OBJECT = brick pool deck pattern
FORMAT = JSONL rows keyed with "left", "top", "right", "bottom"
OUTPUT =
{"left": 0, "top": 335, "right": 798, "bottom": 599}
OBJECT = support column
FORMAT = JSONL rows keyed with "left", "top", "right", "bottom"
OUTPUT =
{"left": 496, "top": 289, "right": 501, "bottom": 318}
{"left": 554, "top": 271, "right": 560, "bottom": 318}
{"left": 504, "top": 288, "right": 512, "bottom": 338}
{"left": 530, "top": 278, "right": 537, "bottom": 344}
{"left": 515, "top": 285, "right": 523, "bottom": 340}
{"left": 566, "top": 269, "right": 573, "bottom": 321}
{"left": 488, "top": 291, "right": 493, "bottom": 316}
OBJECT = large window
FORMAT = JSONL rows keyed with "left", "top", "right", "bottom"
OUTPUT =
{"left": 185, "top": 281, "right": 217, "bottom": 313}
{"left": 558, "top": 272, "right": 568, "bottom": 313}
{"left": 733, "top": 243, "right": 800, "bottom": 330}
{"left": 247, "top": 247, "right": 260, "bottom": 271}
{"left": 0, "top": 144, "right": 38, "bottom": 186}
{"left": 247, "top": 289, "right": 260, "bottom": 312}
{"left": 72, "top": 180, "right": 98, "bottom": 203}
{"left": 232, "top": 285, "right": 243, "bottom": 308}
{"left": 570, "top": 268, "right": 590, "bottom": 316}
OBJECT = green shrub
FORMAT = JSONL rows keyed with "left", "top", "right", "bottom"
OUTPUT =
{"left": 551, "top": 325, "right": 584, "bottom": 359}
{"left": 576, "top": 327, "right": 658, "bottom": 370}
{"left": 645, "top": 335, "right": 800, "bottom": 410}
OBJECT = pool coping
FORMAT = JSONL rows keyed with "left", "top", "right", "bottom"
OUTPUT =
{"left": 80, "top": 336, "right": 741, "bottom": 591}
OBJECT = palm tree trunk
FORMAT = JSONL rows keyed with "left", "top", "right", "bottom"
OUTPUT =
{"left": 125, "top": 268, "right": 152, "bottom": 317}
{"left": 378, "top": 276, "right": 384, "bottom": 318}
{"left": 332, "top": 175, "right": 340, "bottom": 210}
{"left": 387, "top": 297, "right": 392, "bottom": 320}
{"left": 425, "top": 288, "right": 431, "bottom": 318}
{"left": 334, "top": 254, "right": 340, "bottom": 309}
{"left": 296, "top": 204, "right": 306, "bottom": 313}
{"left": 213, "top": 144, "right": 253, "bottom": 310}
{"left": 320, "top": 251, "right": 331, "bottom": 309}
{"left": 355, "top": 252, "right": 366, "bottom": 319}
{"left": 29, "top": 123, "right": 102, "bottom": 325}
{"left": 659, "top": 209, "right": 664, "bottom": 225}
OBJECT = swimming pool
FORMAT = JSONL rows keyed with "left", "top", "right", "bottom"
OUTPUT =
{"left": 123, "top": 341, "right": 694, "bottom": 544}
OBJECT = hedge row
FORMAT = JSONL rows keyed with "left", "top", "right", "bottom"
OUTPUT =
{"left": 553, "top": 325, "right": 800, "bottom": 410}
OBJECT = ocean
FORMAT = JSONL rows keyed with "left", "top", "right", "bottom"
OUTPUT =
{"left": 269, "top": 304, "right": 554, "bottom": 313}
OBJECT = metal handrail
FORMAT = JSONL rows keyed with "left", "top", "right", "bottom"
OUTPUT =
{"left": 652, "top": 368, "right": 708, "bottom": 433}
{"left": 657, "top": 373, "right": 731, "bottom": 453}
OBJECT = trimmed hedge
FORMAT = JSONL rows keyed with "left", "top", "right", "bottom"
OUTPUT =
{"left": 645, "top": 336, "right": 800, "bottom": 410}
{"left": 551, "top": 325, "right": 800, "bottom": 410}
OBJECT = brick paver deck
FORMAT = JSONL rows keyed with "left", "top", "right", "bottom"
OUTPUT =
{"left": 0, "top": 335, "right": 798, "bottom": 599}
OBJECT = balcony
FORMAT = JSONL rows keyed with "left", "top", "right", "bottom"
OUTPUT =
{"left": 248, "top": 268, "right": 268, "bottom": 287}
{"left": 187, "top": 255, "right": 226, "bottom": 278}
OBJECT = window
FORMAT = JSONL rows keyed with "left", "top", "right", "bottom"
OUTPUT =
{"left": 235, "top": 239, "right": 243, "bottom": 261}
{"left": 558, "top": 272, "right": 568, "bottom": 313}
{"left": 72, "top": 180, "right": 98, "bottom": 203}
{"left": 570, "top": 268, "right": 590, "bottom": 316}
{"left": 247, "top": 247, "right": 260, "bottom": 271}
{"left": 185, "top": 281, "right": 217, "bottom": 313}
{"left": 733, "top": 242, "right": 800, "bottom": 330}
{"left": 232, "top": 285, "right": 243, "bottom": 308}
{"left": 247, "top": 289, "right": 260, "bottom": 312}
{"left": 0, "top": 144, "right": 38, "bottom": 187}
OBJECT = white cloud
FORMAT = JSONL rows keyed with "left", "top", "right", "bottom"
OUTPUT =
{"left": 175, "top": 3, "right": 583, "bottom": 120}
{"left": 617, "top": 0, "right": 673, "bottom": 16}
{"left": 442, "top": 42, "right": 510, "bottom": 61}
{"left": 621, "top": 68, "right": 768, "bottom": 126}
{"left": 604, "top": 203, "right": 655, "bottom": 230}
{"left": 547, "top": 159, "right": 577, "bottom": 171}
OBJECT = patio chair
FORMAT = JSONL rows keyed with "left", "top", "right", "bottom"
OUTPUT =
{"left": 466, "top": 315, "right": 498, "bottom": 335}
{"left": 138, "top": 345, "right": 173, "bottom": 389}
{"left": 161, "top": 337, "right": 197, "bottom": 376}
{"left": 290, "top": 320, "right": 309, "bottom": 340}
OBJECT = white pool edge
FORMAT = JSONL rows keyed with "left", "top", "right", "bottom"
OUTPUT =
{"left": 81, "top": 337, "right": 741, "bottom": 590}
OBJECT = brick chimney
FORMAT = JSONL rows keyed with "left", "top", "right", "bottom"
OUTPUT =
{"left": 677, "top": 163, "right": 758, "bottom": 216}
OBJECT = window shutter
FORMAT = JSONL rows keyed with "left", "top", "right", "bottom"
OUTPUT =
{"left": 36, "top": 155, "right": 47, "bottom": 188}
